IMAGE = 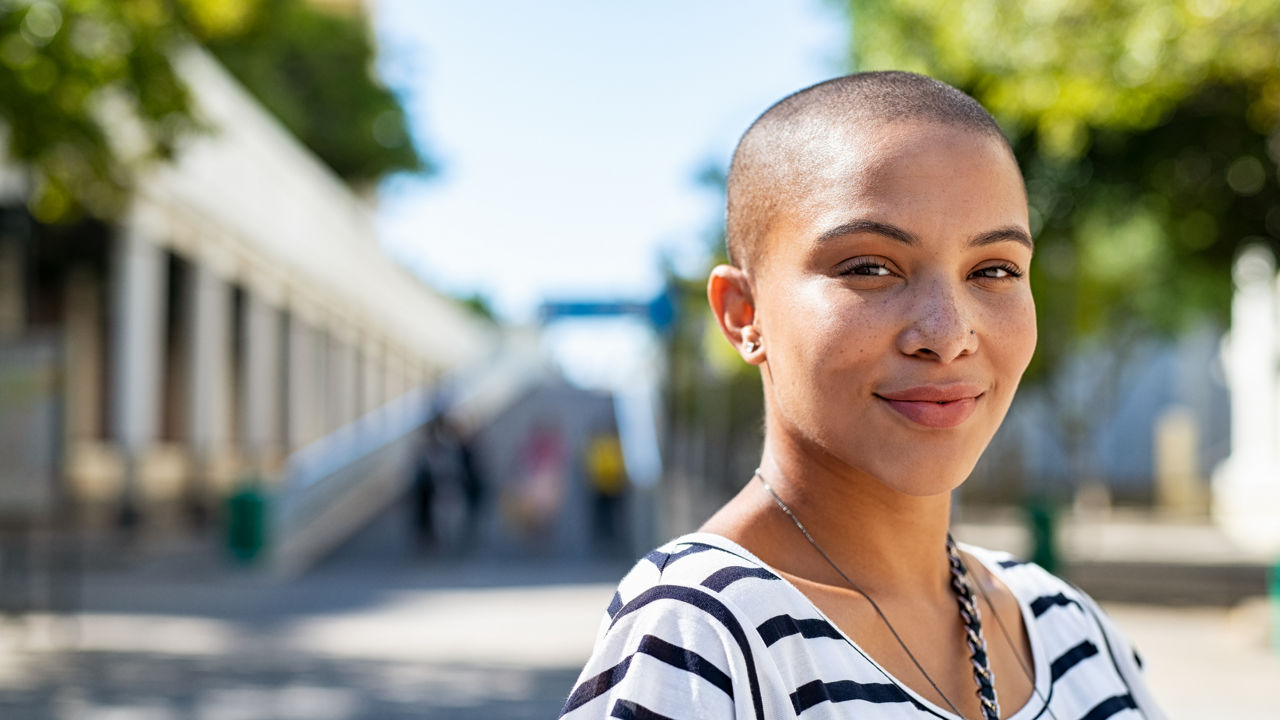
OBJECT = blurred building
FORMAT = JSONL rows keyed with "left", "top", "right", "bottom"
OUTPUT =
{"left": 0, "top": 43, "right": 497, "bottom": 547}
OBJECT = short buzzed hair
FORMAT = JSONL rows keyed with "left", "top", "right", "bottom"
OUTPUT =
{"left": 725, "top": 71, "right": 1013, "bottom": 270}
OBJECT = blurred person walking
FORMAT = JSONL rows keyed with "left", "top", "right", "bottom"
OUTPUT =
{"left": 504, "top": 423, "right": 567, "bottom": 548}
{"left": 411, "top": 416, "right": 462, "bottom": 551}
{"left": 410, "top": 419, "right": 442, "bottom": 550}
{"left": 453, "top": 418, "right": 486, "bottom": 550}
{"left": 584, "top": 428, "right": 629, "bottom": 557}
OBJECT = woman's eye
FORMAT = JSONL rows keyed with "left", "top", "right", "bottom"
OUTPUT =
{"left": 845, "top": 261, "right": 892, "bottom": 277}
{"left": 972, "top": 263, "right": 1023, "bottom": 280}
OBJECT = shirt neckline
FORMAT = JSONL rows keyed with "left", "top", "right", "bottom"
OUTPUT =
{"left": 674, "top": 531, "right": 1053, "bottom": 720}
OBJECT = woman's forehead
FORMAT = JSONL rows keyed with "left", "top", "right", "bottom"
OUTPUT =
{"left": 755, "top": 122, "right": 1028, "bottom": 269}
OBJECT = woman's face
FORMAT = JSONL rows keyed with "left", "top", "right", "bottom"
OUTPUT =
{"left": 752, "top": 121, "right": 1036, "bottom": 497}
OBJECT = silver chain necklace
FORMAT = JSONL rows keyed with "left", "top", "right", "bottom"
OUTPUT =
{"left": 755, "top": 469, "right": 1052, "bottom": 720}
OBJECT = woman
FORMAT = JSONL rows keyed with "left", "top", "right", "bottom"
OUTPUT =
{"left": 561, "top": 72, "right": 1165, "bottom": 720}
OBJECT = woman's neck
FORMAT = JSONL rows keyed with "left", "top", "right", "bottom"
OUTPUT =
{"left": 706, "top": 437, "right": 956, "bottom": 602}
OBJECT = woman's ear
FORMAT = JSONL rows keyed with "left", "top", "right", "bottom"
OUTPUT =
{"left": 707, "top": 264, "right": 765, "bottom": 364}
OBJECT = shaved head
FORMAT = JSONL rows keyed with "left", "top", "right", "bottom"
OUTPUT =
{"left": 726, "top": 71, "right": 1015, "bottom": 271}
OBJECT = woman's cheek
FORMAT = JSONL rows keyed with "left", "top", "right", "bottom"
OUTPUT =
{"left": 999, "top": 293, "right": 1038, "bottom": 376}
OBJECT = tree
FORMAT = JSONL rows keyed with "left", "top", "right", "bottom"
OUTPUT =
{"left": 1, "top": 0, "right": 427, "bottom": 224}
{"left": 187, "top": 0, "right": 428, "bottom": 185}
{"left": 844, "top": 0, "right": 1280, "bottom": 376}
{"left": 0, "top": 0, "right": 199, "bottom": 222}
{"left": 656, "top": 164, "right": 766, "bottom": 526}
{"left": 842, "top": 1, "right": 1280, "bottom": 498}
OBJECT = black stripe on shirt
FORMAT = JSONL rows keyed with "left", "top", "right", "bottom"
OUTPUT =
{"left": 561, "top": 634, "right": 733, "bottom": 714}
{"left": 1079, "top": 693, "right": 1137, "bottom": 720}
{"left": 601, "top": 584, "right": 767, "bottom": 719}
{"left": 563, "top": 653, "right": 636, "bottom": 714}
{"left": 998, "top": 558, "right": 1028, "bottom": 569}
{"left": 610, "top": 699, "right": 676, "bottom": 720}
{"left": 1050, "top": 640, "right": 1099, "bottom": 683}
{"left": 1030, "top": 592, "right": 1081, "bottom": 617}
{"left": 607, "top": 591, "right": 623, "bottom": 619}
{"left": 701, "top": 565, "right": 778, "bottom": 592}
{"left": 757, "top": 614, "right": 844, "bottom": 647}
{"left": 644, "top": 543, "right": 714, "bottom": 572}
{"left": 789, "top": 679, "right": 923, "bottom": 715}
{"left": 635, "top": 634, "right": 734, "bottom": 698}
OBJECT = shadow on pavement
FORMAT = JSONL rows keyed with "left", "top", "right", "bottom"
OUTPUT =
{"left": 0, "top": 650, "right": 579, "bottom": 720}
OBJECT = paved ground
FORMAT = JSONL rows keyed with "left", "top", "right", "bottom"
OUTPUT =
{"left": 0, "top": 503, "right": 1276, "bottom": 718}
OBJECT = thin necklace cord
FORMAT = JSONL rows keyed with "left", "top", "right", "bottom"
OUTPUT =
{"left": 757, "top": 466, "right": 1070, "bottom": 717}
{"left": 755, "top": 468, "right": 1058, "bottom": 720}
{"left": 755, "top": 470, "right": 967, "bottom": 718}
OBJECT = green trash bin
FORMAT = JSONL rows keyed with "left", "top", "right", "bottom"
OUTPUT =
{"left": 1271, "top": 561, "right": 1280, "bottom": 655}
{"left": 226, "top": 484, "right": 268, "bottom": 563}
{"left": 1026, "top": 498, "right": 1059, "bottom": 574}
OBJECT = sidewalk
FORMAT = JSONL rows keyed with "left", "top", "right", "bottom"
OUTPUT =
{"left": 955, "top": 509, "right": 1274, "bottom": 605}
{"left": 0, "top": 508, "right": 1275, "bottom": 718}
{"left": 2, "top": 562, "right": 1277, "bottom": 719}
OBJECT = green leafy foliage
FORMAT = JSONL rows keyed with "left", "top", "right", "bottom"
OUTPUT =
{"left": 844, "top": 0, "right": 1280, "bottom": 378}
{"left": 190, "top": 0, "right": 428, "bottom": 184}
{"left": 0, "top": 0, "right": 196, "bottom": 222}
{"left": 851, "top": 0, "right": 1280, "bottom": 156}
{"left": 0, "top": 0, "right": 427, "bottom": 224}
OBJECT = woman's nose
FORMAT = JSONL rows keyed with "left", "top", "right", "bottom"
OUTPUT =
{"left": 896, "top": 277, "right": 977, "bottom": 363}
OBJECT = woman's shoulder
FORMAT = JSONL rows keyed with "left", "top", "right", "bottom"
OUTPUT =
{"left": 562, "top": 533, "right": 794, "bottom": 718}
{"left": 605, "top": 532, "right": 792, "bottom": 622}
{"left": 960, "top": 542, "right": 1094, "bottom": 613}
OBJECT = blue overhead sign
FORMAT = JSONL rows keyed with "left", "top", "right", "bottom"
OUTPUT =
{"left": 540, "top": 286, "right": 677, "bottom": 333}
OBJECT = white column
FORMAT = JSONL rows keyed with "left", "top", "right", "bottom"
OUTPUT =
{"left": 241, "top": 291, "right": 280, "bottom": 471}
{"left": 385, "top": 349, "right": 405, "bottom": 402}
{"left": 313, "top": 329, "right": 331, "bottom": 437}
{"left": 187, "top": 262, "right": 231, "bottom": 483}
{"left": 307, "top": 322, "right": 326, "bottom": 442}
{"left": 362, "top": 340, "right": 383, "bottom": 416}
{"left": 1227, "top": 248, "right": 1276, "bottom": 477}
{"left": 111, "top": 225, "right": 167, "bottom": 517}
{"left": 285, "top": 314, "right": 313, "bottom": 451}
{"left": 325, "top": 333, "right": 341, "bottom": 432}
{"left": 333, "top": 336, "right": 357, "bottom": 428}
{"left": 1213, "top": 245, "right": 1280, "bottom": 554}
{"left": 352, "top": 341, "right": 365, "bottom": 420}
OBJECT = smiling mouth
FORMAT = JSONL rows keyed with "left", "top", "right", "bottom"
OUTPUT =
{"left": 875, "top": 393, "right": 982, "bottom": 429}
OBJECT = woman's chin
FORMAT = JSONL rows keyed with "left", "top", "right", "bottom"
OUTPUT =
{"left": 852, "top": 455, "right": 981, "bottom": 499}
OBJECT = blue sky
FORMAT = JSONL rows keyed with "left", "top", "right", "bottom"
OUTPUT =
{"left": 374, "top": 1, "right": 848, "bottom": 322}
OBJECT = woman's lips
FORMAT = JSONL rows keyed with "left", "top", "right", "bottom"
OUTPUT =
{"left": 875, "top": 385, "right": 984, "bottom": 429}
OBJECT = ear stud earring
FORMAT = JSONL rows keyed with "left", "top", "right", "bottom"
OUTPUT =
{"left": 744, "top": 339, "right": 760, "bottom": 353}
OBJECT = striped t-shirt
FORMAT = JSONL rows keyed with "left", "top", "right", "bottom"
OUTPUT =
{"left": 561, "top": 532, "right": 1165, "bottom": 719}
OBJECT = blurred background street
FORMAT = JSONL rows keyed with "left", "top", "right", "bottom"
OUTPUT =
{"left": 3, "top": 0, "right": 1280, "bottom": 718}
{"left": 1, "top": 503, "right": 1278, "bottom": 719}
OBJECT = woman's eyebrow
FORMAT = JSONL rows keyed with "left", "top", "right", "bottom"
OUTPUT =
{"left": 970, "top": 226, "right": 1034, "bottom": 251}
{"left": 816, "top": 219, "right": 917, "bottom": 245}
{"left": 816, "top": 219, "right": 1034, "bottom": 252}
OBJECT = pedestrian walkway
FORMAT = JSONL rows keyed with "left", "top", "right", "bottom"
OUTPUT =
{"left": 956, "top": 509, "right": 1274, "bottom": 605}
{"left": 0, "top": 579, "right": 611, "bottom": 719}
{"left": 0, "top": 503, "right": 1275, "bottom": 718}
{"left": 2, "top": 568, "right": 1277, "bottom": 718}
{"left": 0, "top": 533, "right": 625, "bottom": 719}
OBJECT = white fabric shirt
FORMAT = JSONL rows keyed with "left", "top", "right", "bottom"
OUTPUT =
{"left": 561, "top": 533, "right": 1165, "bottom": 720}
